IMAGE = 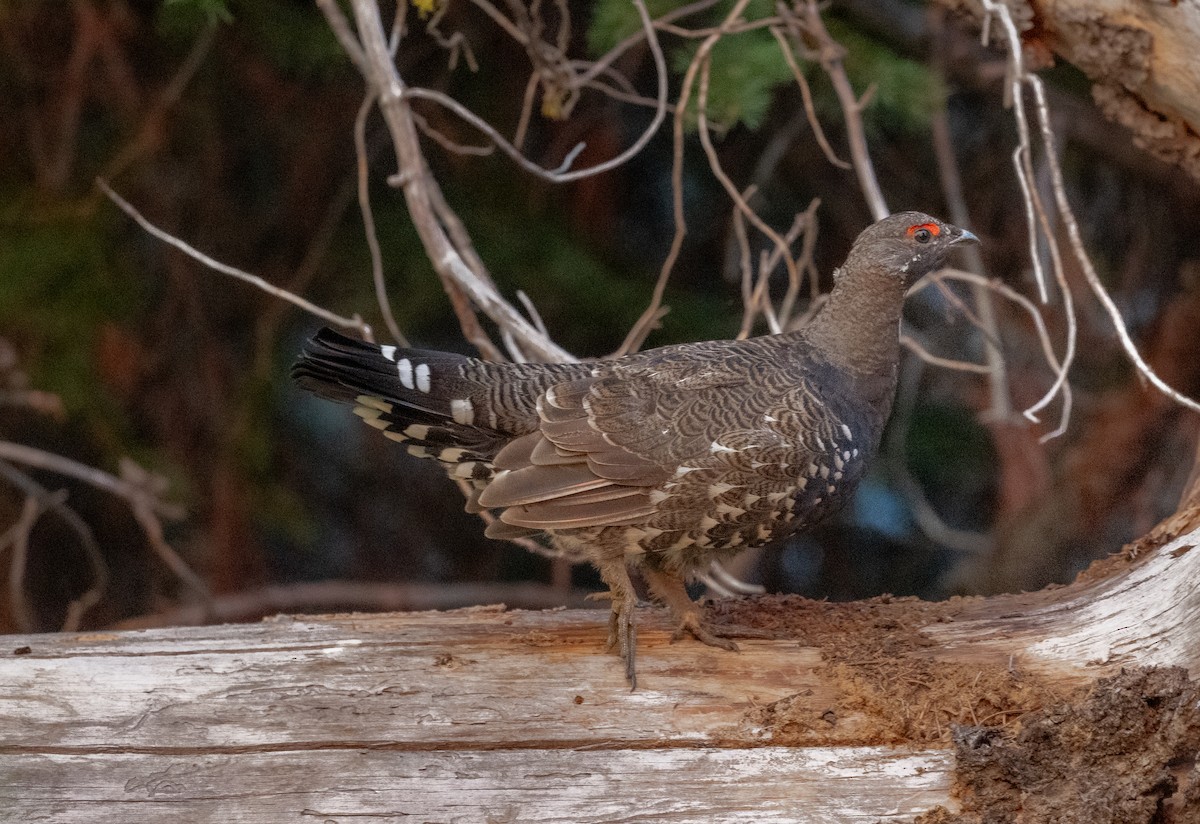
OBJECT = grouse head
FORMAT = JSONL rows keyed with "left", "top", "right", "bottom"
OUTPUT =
{"left": 839, "top": 211, "right": 978, "bottom": 287}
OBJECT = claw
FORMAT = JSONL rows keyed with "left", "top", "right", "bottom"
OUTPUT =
{"left": 671, "top": 609, "right": 739, "bottom": 651}
{"left": 595, "top": 560, "right": 640, "bottom": 689}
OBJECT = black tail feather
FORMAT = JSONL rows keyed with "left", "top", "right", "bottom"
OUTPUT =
{"left": 292, "top": 327, "right": 507, "bottom": 465}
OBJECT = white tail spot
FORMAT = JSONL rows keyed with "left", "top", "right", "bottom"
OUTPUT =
{"left": 397, "top": 358, "right": 414, "bottom": 389}
{"left": 841, "top": 424, "right": 853, "bottom": 441}
{"left": 380, "top": 345, "right": 397, "bottom": 362}
{"left": 451, "top": 398, "right": 474, "bottom": 425}
{"left": 415, "top": 363, "right": 431, "bottom": 393}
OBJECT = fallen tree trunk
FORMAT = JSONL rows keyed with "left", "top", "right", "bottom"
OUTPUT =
{"left": 943, "top": 0, "right": 1200, "bottom": 179}
{"left": 1, "top": 518, "right": 1199, "bottom": 822}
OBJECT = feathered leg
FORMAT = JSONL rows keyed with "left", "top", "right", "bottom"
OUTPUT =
{"left": 640, "top": 565, "right": 740, "bottom": 652}
{"left": 591, "top": 557, "right": 640, "bottom": 688}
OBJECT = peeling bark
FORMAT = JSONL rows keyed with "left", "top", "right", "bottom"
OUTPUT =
{"left": 942, "top": 0, "right": 1200, "bottom": 179}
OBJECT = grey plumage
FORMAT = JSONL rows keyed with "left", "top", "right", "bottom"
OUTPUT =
{"left": 293, "top": 211, "right": 978, "bottom": 686}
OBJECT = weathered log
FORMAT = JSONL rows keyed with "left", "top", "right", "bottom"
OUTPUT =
{"left": 941, "top": 0, "right": 1200, "bottom": 179}
{"left": 1, "top": 520, "right": 1198, "bottom": 822}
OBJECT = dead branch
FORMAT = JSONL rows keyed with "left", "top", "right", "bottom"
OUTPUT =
{"left": 0, "top": 441, "right": 210, "bottom": 616}
{"left": 0, "top": 460, "right": 108, "bottom": 632}
{"left": 97, "top": 179, "right": 375, "bottom": 342}
{"left": 780, "top": 1, "right": 888, "bottom": 220}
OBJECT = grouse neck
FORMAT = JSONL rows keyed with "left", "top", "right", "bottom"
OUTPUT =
{"left": 800, "top": 262, "right": 908, "bottom": 376}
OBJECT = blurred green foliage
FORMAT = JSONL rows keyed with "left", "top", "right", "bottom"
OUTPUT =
{"left": 159, "top": 0, "right": 232, "bottom": 31}
{"left": 587, "top": 0, "right": 940, "bottom": 134}
{"left": 822, "top": 17, "right": 942, "bottom": 136}
{"left": 670, "top": 30, "right": 796, "bottom": 132}
{"left": 0, "top": 205, "right": 140, "bottom": 418}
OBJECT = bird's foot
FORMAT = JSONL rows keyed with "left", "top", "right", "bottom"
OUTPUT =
{"left": 611, "top": 598, "right": 638, "bottom": 688}
{"left": 594, "top": 563, "right": 640, "bottom": 689}
{"left": 640, "top": 565, "right": 764, "bottom": 652}
{"left": 670, "top": 608, "right": 739, "bottom": 651}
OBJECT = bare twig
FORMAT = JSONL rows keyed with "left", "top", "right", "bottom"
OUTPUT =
{"left": 1028, "top": 77, "right": 1200, "bottom": 418}
{"left": 619, "top": 0, "right": 765, "bottom": 356}
{"left": 784, "top": 1, "right": 889, "bottom": 220}
{"left": 315, "top": 0, "right": 368, "bottom": 73}
{"left": 0, "top": 460, "right": 108, "bottom": 633}
{"left": 917, "top": 268, "right": 1073, "bottom": 441}
{"left": 397, "top": 51, "right": 666, "bottom": 183}
{"left": 577, "top": 0, "right": 724, "bottom": 88}
{"left": 702, "top": 560, "right": 766, "bottom": 596}
{"left": 977, "top": 0, "right": 1048, "bottom": 302}
{"left": 696, "top": 28, "right": 802, "bottom": 308}
{"left": 364, "top": 0, "right": 668, "bottom": 187}
{"left": 773, "top": 203, "right": 819, "bottom": 328}
{"left": 336, "top": 0, "right": 574, "bottom": 361}
{"left": 516, "top": 290, "right": 551, "bottom": 338}
{"left": 3, "top": 495, "right": 44, "bottom": 632}
{"left": 900, "top": 334, "right": 993, "bottom": 375}
{"left": 768, "top": 24, "right": 851, "bottom": 170}
{"left": 889, "top": 358, "right": 993, "bottom": 555}
{"left": 426, "top": 0, "right": 479, "bottom": 71}
{"left": 928, "top": 24, "right": 1012, "bottom": 421}
{"left": 0, "top": 441, "right": 181, "bottom": 519}
{"left": 97, "top": 179, "right": 375, "bottom": 342}
{"left": 99, "top": 20, "right": 218, "bottom": 184}
{"left": 0, "top": 441, "right": 212, "bottom": 614}
{"left": 977, "top": 0, "right": 1198, "bottom": 425}
{"left": 355, "top": 93, "right": 408, "bottom": 346}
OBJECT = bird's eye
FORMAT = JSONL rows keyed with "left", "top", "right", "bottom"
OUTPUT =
{"left": 906, "top": 222, "right": 940, "bottom": 243}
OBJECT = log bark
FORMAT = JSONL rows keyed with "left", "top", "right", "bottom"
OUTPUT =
{"left": 944, "top": 0, "right": 1200, "bottom": 179}
{"left": 1, "top": 521, "right": 1199, "bottom": 821}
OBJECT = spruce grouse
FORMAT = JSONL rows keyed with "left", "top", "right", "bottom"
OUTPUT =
{"left": 293, "top": 211, "right": 977, "bottom": 686}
